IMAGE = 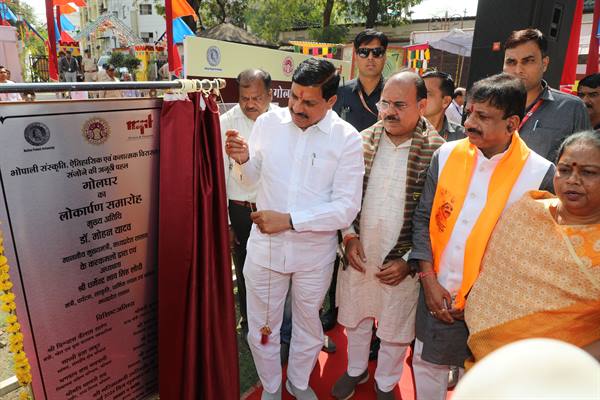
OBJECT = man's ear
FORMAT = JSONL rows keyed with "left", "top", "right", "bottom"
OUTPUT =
{"left": 542, "top": 55, "right": 549, "bottom": 73}
{"left": 326, "top": 94, "right": 338, "bottom": 109}
{"left": 442, "top": 95, "right": 452, "bottom": 110}
{"left": 507, "top": 115, "right": 520, "bottom": 132}
{"left": 417, "top": 98, "right": 427, "bottom": 116}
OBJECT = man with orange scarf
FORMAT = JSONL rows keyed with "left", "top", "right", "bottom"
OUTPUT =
{"left": 408, "top": 73, "right": 555, "bottom": 400}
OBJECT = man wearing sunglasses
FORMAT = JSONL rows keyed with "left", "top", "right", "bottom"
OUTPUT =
{"left": 333, "top": 29, "right": 388, "bottom": 132}
{"left": 324, "top": 29, "right": 388, "bottom": 355}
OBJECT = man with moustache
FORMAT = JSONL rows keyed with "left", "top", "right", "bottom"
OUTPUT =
{"left": 503, "top": 28, "right": 590, "bottom": 161}
{"left": 332, "top": 71, "right": 444, "bottom": 400}
{"left": 220, "top": 69, "right": 274, "bottom": 341}
{"left": 334, "top": 29, "right": 388, "bottom": 132}
{"left": 423, "top": 71, "right": 465, "bottom": 141}
{"left": 409, "top": 73, "right": 555, "bottom": 400}
{"left": 225, "top": 58, "right": 364, "bottom": 400}
{"left": 577, "top": 73, "right": 600, "bottom": 130}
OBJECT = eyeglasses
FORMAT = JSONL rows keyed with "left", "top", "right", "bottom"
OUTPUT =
{"left": 357, "top": 47, "right": 385, "bottom": 58}
{"left": 376, "top": 100, "right": 409, "bottom": 112}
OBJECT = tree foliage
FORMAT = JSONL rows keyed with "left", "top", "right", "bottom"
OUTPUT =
{"left": 108, "top": 52, "right": 142, "bottom": 73}
{"left": 155, "top": 0, "right": 423, "bottom": 43}
{"left": 347, "top": 0, "right": 422, "bottom": 28}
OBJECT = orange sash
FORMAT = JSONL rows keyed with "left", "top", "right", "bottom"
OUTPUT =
{"left": 429, "top": 133, "right": 530, "bottom": 309}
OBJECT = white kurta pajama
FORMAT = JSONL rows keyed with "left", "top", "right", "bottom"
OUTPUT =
{"left": 337, "top": 135, "right": 420, "bottom": 391}
{"left": 234, "top": 108, "right": 364, "bottom": 394}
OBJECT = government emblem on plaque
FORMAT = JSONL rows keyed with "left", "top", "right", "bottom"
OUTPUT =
{"left": 24, "top": 122, "right": 51, "bottom": 146}
{"left": 82, "top": 118, "right": 110, "bottom": 145}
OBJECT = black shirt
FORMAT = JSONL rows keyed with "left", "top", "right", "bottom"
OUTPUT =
{"left": 333, "top": 77, "right": 384, "bottom": 132}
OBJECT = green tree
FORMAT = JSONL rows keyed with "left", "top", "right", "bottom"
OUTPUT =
{"left": 108, "top": 53, "right": 142, "bottom": 74}
{"left": 347, "top": 0, "right": 422, "bottom": 28}
{"left": 245, "top": 0, "right": 326, "bottom": 44}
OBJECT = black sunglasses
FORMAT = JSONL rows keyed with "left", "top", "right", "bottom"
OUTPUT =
{"left": 357, "top": 47, "right": 385, "bottom": 58}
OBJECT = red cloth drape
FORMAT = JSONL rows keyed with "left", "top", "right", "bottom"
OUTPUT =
{"left": 587, "top": 0, "right": 600, "bottom": 75}
{"left": 158, "top": 94, "right": 239, "bottom": 400}
{"left": 561, "top": 0, "right": 583, "bottom": 85}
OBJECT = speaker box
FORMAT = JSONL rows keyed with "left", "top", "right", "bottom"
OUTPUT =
{"left": 467, "top": 0, "right": 576, "bottom": 88}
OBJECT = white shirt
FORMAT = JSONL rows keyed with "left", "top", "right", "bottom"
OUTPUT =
{"left": 445, "top": 100, "right": 463, "bottom": 125}
{"left": 234, "top": 107, "right": 364, "bottom": 272}
{"left": 436, "top": 140, "right": 552, "bottom": 296}
{"left": 0, "top": 81, "right": 22, "bottom": 102}
{"left": 220, "top": 104, "right": 275, "bottom": 203}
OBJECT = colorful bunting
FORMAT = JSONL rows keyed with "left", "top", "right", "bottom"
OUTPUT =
{"left": 404, "top": 43, "right": 430, "bottom": 74}
{"left": 0, "top": 3, "right": 17, "bottom": 22}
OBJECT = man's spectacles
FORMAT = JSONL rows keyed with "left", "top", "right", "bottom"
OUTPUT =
{"left": 357, "top": 47, "right": 385, "bottom": 59}
{"left": 376, "top": 100, "right": 408, "bottom": 112}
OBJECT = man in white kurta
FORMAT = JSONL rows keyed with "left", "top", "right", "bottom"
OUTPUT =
{"left": 220, "top": 69, "right": 274, "bottom": 339}
{"left": 333, "top": 72, "right": 444, "bottom": 400}
{"left": 225, "top": 58, "right": 364, "bottom": 400}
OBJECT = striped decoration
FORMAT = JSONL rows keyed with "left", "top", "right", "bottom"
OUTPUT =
{"left": 405, "top": 44, "right": 430, "bottom": 74}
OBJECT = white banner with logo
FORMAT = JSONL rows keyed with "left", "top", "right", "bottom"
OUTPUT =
{"left": 0, "top": 99, "right": 161, "bottom": 400}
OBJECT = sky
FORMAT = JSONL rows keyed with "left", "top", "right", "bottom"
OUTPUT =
{"left": 22, "top": 0, "right": 480, "bottom": 26}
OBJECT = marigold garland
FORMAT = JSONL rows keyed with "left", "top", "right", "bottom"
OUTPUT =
{"left": 0, "top": 231, "right": 32, "bottom": 399}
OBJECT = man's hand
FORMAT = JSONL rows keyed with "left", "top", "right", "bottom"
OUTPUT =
{"left": 225, "top": 129, "right": 249, "bottom": 164}
{"left": 228, "top": 226, "right": 239, "bottom": 250}
{"left": 375, "top": 260, "right": 410, "bottom": 286}
{"left": 420, "top": 263, "right": 454, "bottom": 324}
{"left": 250, "top": 210, "right": 291, "bottom": 234}
{"left": 345, "top": 237, "right": 366, "bottom": 273}
{"left": 449, "top": 307, "right": 464, "bottom": 320}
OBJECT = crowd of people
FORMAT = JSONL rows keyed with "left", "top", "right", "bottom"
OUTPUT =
{"left": 222, "top": 28, "right": 600, "bottom": 400}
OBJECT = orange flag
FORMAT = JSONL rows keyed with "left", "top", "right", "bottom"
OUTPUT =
{"left": 52, "top": 0, "right": 72, "bottom": 5}
{"left": 59, "top": 4, "right": 77, "bottom": 14}
{"left": 172, "top": 0, "right": 198, "bottom": 21}
{"left": 72, "top": 0, "right": 87, "bottom": 6}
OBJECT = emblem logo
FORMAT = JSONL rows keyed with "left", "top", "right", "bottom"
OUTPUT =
{"left": 206, "top": 46, "right": 221, "bottom": 67}
{"left": 282, "top": 56, "right": 294, "bottom": 76}
{"left": 24, "top": 122, "right": 50, "bottom": 146}
{"left": 127, "top": 114, "right": 154, "bottom": 135}
{"left": 82, "top": 118, "right": 110, "bottom": 145}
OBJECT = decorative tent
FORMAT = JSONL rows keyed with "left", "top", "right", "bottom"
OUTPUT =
{"left": 197, "top": 23, "right": 276, "bottom": 48}
{"left": 75, "top": 14, "right": 143, "bottom": 47}
{"left": 428, "top": 29, "right": 473, "bottom": 57}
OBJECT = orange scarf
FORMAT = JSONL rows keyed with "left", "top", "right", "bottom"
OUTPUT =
{"left": 429, "top": 133, "right": 530, "bottom": 309}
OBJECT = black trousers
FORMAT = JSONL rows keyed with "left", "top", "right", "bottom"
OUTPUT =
{"left": 228, "top": 200, "right": 253, "bottom": 329}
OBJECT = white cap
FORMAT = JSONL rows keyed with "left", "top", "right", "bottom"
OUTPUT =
{"left": 453, "top": 338, "right": 600, "bottom": 400}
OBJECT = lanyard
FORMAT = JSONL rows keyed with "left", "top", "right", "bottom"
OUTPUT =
{"left": 519, "top": 99, "right": 543, "bottom": 129}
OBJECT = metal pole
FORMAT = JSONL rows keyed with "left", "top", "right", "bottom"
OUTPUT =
{"left": 0, "top": 78, "right": 226, "bottom": 93}
{"left": 165, "top": 0, "right": 174, "bottom": 77}
{"left": 44, "top": 0, "right": 59, "bottom": 81}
